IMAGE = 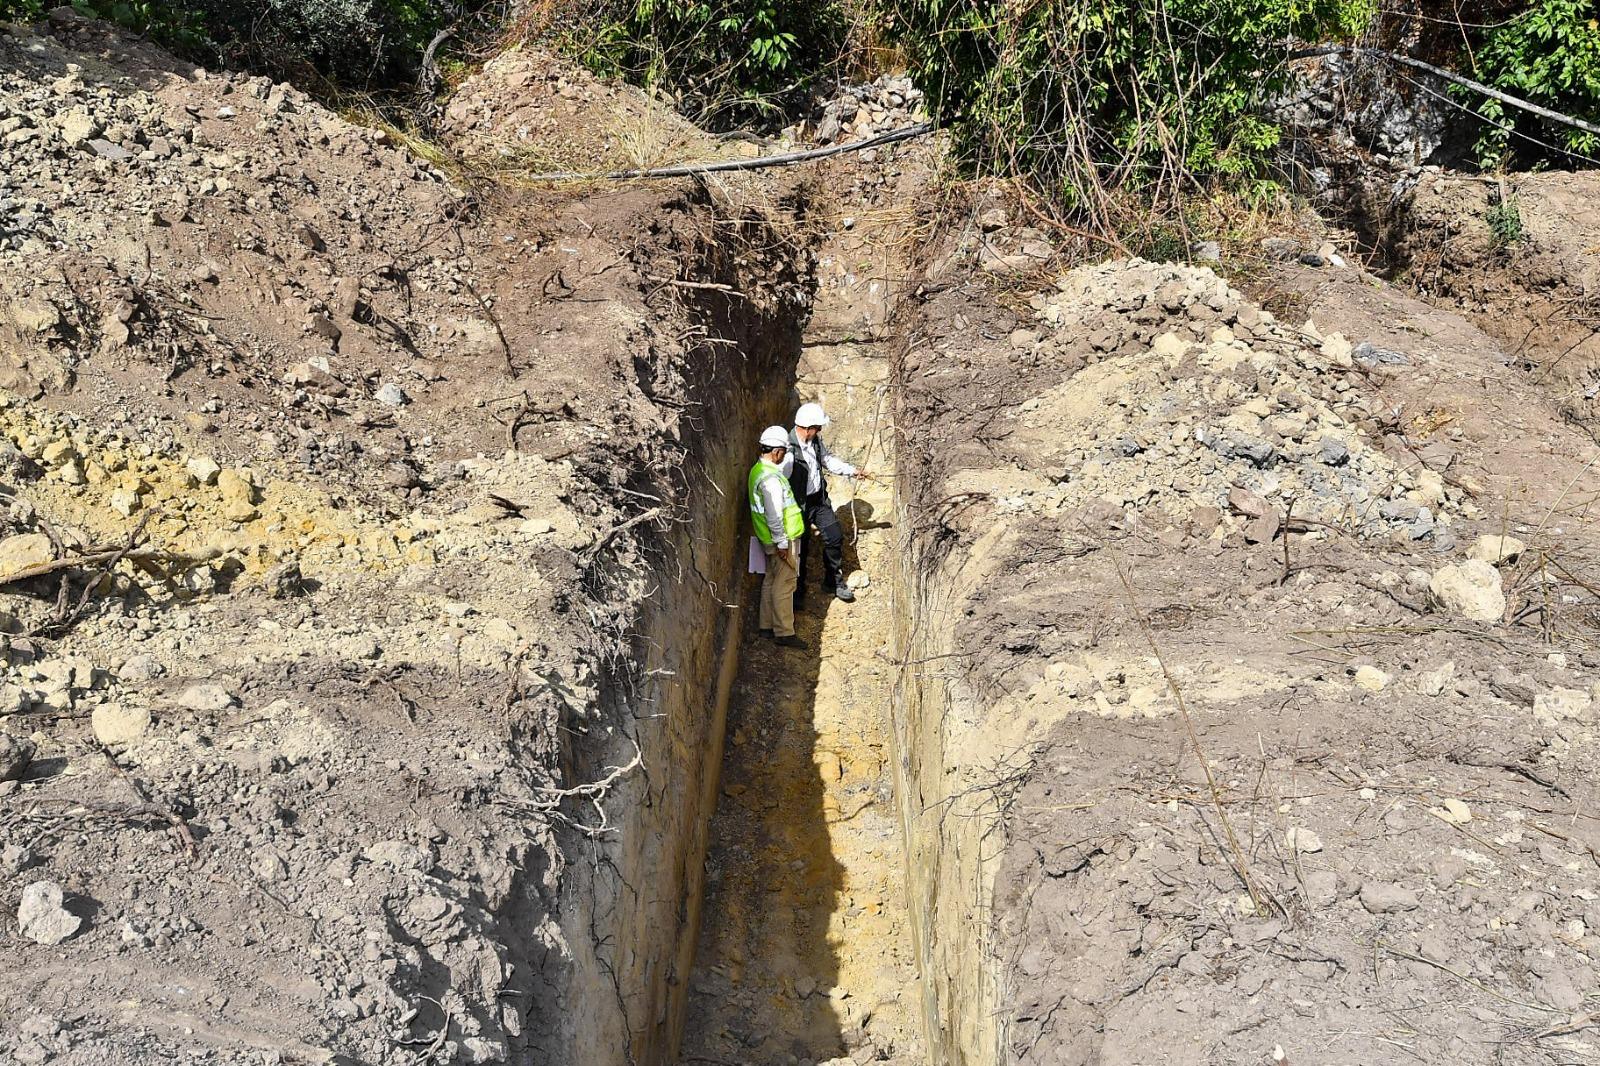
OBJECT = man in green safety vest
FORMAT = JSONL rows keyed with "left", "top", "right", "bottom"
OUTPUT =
{"left": 749, "top": 425, "right": 807, "bottom": 649}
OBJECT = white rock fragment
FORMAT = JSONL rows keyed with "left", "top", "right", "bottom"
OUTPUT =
{"left": 1467, "top": 533, "right": 1526, "bottom": 565}
{"left": 1286, "top": 826, "right": 1324, "bottom": 853}
{"left": 1533, "top": 687, "right": 1592, "bottom": 725}
{"left": 91, "top": 703, "right": 151, "bottom": 745}
{"left": 1353, "top": 665, "right": 1389, "bottom": 692}
{"left": 1428, "top": 560, "right": 1505, "bottom": 622}
{"left": 1419, "top": 660, "right": 1456, "bottom": 697}
{"left": 1436, "top": 798, "right": 1472, "bottom": 824}
{"left": 0, "top": 533, "right": 54, "bottom": 580}
{"left": 175, "top": 683, "right": 235, "bottom": 712}
{"left": 185, "top": 456, "right": 221, "bottom": 486}
{"left": 108, "top": 486, "right": 140, "bottom": 517}
{"left": 18, "top": 881, "right": 81, "bottom": 945}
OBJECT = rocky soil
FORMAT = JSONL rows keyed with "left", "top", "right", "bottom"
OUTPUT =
{"left": 0, "top": 11, "right": 817, "bottom": 1066}
{"left": 7, "top": 6, "right": 1600, "bottom": 1066}
{"left": 892, "top": 210, "right": 1600, "bottom": 1065}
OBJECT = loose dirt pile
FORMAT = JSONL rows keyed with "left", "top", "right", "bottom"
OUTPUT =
{"left": 782, "top": 75, "right": 928, "bottom": 147}
{"left": 0, "top": 11, "right": 820, "bottom": 1066}
{"left": 893, "top": 229, "right": 1600, "bottom": 1065}
{"left": 1010, "top": 259, "right": 1467, "bottom": 542}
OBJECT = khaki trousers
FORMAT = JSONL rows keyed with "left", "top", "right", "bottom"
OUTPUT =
{"left": 759, "top": 548, "right": 798, "bottom": 637}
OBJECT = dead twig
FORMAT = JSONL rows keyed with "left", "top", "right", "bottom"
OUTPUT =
{"left": 1112, "top": 551, "right": 1273, "bottom": 917}
{"left": 97, "top": 743, "right": 198, "bottom": 860}
{"left": 579, "top": 506, "right": 666, "bottom": 565}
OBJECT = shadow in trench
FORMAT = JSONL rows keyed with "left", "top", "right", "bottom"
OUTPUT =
{"left": 678, "top": 513, "right": 849, "bottom": 1065}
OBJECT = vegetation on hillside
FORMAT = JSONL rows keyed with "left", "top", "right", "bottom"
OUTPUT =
{"left": 1463, "top": 0, "right": 1600, "bottom": 168}
{"left": 3, "top": 0, "right": 1599, "bottom": 235}
{"left": 880, "top": 0, "right": 1376, "bottom": 236}
{"left": 557, "top": 0, "right": 851, "bottom": 126}
{"left": 0, "top": 0, "right": 457, "bottom": 87}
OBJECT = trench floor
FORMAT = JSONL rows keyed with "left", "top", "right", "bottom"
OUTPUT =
{"left": 679, "top": 339, "right": 920, "bottom": 1066}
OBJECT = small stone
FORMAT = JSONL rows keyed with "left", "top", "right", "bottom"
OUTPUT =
{"left": 216, "top": 468, "right": 257, "bottom": 505}
{"left": 845, "top": 571, "right": 870, "bottom": 590}
{"left": 1419, "top": 660, "right": 1456, "bottom": 697}
{"left": 363, "top": 839, "right": 432, "bottom": 873}
{"left": 1226, "top": 485, "right": 1269, "bottom": 518}
{"left": 108, "top": 486, "right": 140, "bottom": 517}
{"left": 1437, "top": 798, "right": 1471, "bottom": 824}
{"left": 374, "top": 383, "right": 409, "bottom": 407}
{"left": 517, "top": 518, "right": 554, "bottom": 537}
{"left": 1304, "top": 870, "right": 1339, "bottom": 907}
{"left": 1317, "top": 436, "right": 1350, "bottom": 466}
{"left": 265, "top": 560, "right": 308, "bottom": 598}
{"left": 55, "top": 107, "right": 99, "bottom": 146}
{"left": 1428, "top": 560, "right": 1505, "bottom": 623}
{"left": 406, "top": 894, "right": 449, "bottom": 922}
{"left": 1534, "top": 687, "right": 1592, "bottom": 722}
{"left": 1353, "top": 665, "right": 1389, "bottom": 692}
{"left": 1243, "top": 511, "right": 1280, "bottom": 545}
{"left": 1285, "top": 826, "right": 1323, "bottom": 853}
{"left": 18, "top": 881, "right": 81, "bottom": 944}
{"left": 1467, "top": 533, "right": 1526, "bottom": 566}
{"left": 0, "top": 533, "right": 54, "bottom": 579}
{"left": 87, "top": 138, "right": 132, "bottom": 161}
{"left": 91, "top": 704, "right": 151, "bottom": 745}
{"left": 118, "top": 655, "right": 165, "bottom": 683}
{"left": 252, "top": 850, "right": 287, "bottom": 882}
{"left": 175, "top": 683, "right": 235, "bottom": 712}
{"left": 0, "top": 733, "right": 35, "bottom": 781}
{"left": 342, "top": 634, "right": 381, "bottom": 660}
{"left": 185, "top": 456, "right": 221, "bottom": 486}
{"left": 795, "top": 975, "right": 818, "bottom": 997}
{"left": 1359, "top": 882, "right": 1419, "bottom": 914}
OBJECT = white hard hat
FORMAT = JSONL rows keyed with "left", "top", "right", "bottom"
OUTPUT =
{"left": 794, "top": 402, "right": 830, "bottom": 428}
{"left": 759, "top": 425, "right": 789, "bottom": 449}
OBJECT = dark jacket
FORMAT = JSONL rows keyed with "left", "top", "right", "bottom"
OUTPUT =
{"left": 786, "top": 429, "right": 839, "bottom": 500}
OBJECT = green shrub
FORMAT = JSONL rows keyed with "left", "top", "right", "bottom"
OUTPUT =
{"left": 563, "top": 0, "right": 850, "bottom": 126}
{"left": 1465, "top": 0, "right": 1600, "bottom": 169}
{"left": 881, "top": 0, "right": 1375, "bottom": 231}
{"left": 0, "top": 0, "right": 452, "bottom": 90}
{"left": 1487, "top": 192, "right": 1526, "bottom": 246}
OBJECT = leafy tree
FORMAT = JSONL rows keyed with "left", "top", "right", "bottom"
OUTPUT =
{"left": 570, "top": 0, "right": 848, "bottom": 126}
{"left": 1465, "top": 0, "right": 1600, "bottom": 167}
{"left": 0, "top": 0, "right": 456, "bottom": 90}
{"left": 882, "top": 0, "right": 1376, "bottom": 227}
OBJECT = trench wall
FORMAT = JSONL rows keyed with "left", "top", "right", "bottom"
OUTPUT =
{"left": 548, "top": 207, "right": 811, "bottom": 1066}
{"left": 891, "top": 526, "right": 1004, "bottom": 1066}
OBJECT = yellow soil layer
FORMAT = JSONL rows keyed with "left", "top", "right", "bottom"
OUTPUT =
{"left": 0, "top": 392, "right": 432, "bottom": 576}
{"left": 680, "top": 347, "right": 920, "bottom": 1065}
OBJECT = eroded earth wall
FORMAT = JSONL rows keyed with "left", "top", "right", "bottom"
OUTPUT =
{"left": 893, "top": 237, "right": 1600, "bottom": 1065}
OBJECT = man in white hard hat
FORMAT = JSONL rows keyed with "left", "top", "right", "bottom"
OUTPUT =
{"left": 749, "top": 425, "right": 807, "bottom": 648}
{"left": 784, "top": 401, "right": 874, "bottom": 605}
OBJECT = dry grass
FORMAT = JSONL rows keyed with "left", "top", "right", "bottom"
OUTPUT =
{"left": 609, "top": 103, "right": 677, "bottom": 171}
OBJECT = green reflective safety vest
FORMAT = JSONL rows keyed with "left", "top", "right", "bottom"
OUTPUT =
{"left": 748, "top": 459, "right": 804, "bottom": 547}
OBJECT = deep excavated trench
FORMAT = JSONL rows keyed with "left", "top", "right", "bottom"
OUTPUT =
{"left": 676, "top": 322, "right": 921, "bottom": 1065}
{"left": 548, "top": 185, "right": 998, "bottom": 1066}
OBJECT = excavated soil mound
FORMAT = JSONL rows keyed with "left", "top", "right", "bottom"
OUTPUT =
{"left": 894, "top": 243, "right": 1600, "bottom": 1065}
{"left": 0, "top": 12, "right": 818, "bottom": 1066}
